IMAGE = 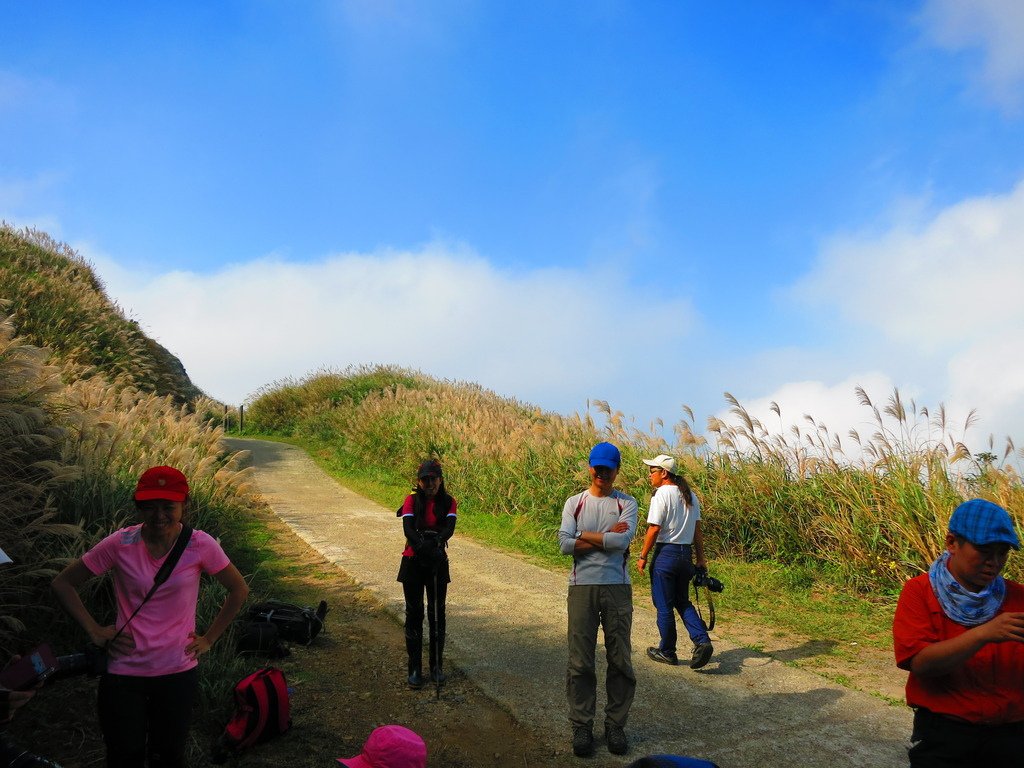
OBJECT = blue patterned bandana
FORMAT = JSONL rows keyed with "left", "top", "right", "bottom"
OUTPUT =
{"left": 929, "top": 550, "right": 1006, "bottom": 626}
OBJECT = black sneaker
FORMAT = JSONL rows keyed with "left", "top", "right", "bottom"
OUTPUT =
{"left": 605, "top": 723, "right": 628, "bottom": 755}
{"left": 646, "top": 646, "right": 678, "bottom": 665}
{"left": 690, "top": 642, "right": 714, "bottom": 669}
{"left": 571, "top": 724, "right": 594, "bottom": 757}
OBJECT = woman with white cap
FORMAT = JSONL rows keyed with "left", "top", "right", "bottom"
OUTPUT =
{"left": 52, "top": 465, "right": 249, "bottom": 768}
{"left": 637, "top": 454, "right": 713, "bottom": 670}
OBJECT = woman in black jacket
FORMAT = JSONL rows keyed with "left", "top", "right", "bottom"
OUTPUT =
{"left": 397, "top": 459, "right": 457, "bottom": 688}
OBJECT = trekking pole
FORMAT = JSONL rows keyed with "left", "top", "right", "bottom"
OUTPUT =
{"left": 433, "top": 552, "right": 442, "bottom": 700}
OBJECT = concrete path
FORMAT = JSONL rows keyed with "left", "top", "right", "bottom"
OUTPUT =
{"left": 227, "top": 437, "right": 912, "bottom": 767}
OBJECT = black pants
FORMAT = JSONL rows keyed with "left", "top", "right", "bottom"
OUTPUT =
{"left": 97, "top": 668, "right": 199, "bottom": 768}
{"left": 909, "top": 708, "right": 1024, "bottom": 767}
{"left": 399, "top": 556, "right": 449, "bottom": 669}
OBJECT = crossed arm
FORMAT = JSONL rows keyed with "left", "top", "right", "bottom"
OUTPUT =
{"left": 574, "top": 521, "right": 630, "bottom": 553}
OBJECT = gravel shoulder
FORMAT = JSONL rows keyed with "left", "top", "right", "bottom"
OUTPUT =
{"left": 228, "top": 437, "right": 913, "bottom": 767}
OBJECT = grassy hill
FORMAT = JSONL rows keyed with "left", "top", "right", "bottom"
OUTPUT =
{"left": 0, "top": 225, "right": 202, "bottom": 402}
{"left": 0, "top": 225, "right": 262, "bottom": 764}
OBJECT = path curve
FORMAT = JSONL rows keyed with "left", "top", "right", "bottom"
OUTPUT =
{"left": 228, "top": 437, "right": 911, "bottom": 767}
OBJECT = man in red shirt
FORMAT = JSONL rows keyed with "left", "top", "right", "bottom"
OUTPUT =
{"left": 893, "top": 498, "right": 1024, "bottom": 766}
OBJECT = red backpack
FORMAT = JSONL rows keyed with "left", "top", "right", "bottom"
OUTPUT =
{"left": 211, "top": 667, "right": 291, "bottom": 762}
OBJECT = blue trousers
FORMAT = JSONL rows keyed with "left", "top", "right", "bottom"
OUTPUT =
{"left": 650, "top": 543, "right": 710, "bottom": 655}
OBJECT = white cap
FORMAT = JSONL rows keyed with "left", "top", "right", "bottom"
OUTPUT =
{"left": 642, "top": 454, "right": 677, "bottom": 473}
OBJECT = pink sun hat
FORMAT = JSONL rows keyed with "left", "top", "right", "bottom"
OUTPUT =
{"left": 336, "top": 725, "right": 427, "bottom": 768}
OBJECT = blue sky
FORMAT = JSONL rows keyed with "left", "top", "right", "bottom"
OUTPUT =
{"left": 3, "top": 1, "right": 1023, "bottom": 458}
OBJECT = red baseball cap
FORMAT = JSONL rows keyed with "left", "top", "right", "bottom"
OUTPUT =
{"left": 134, "top": 466, "right": 189, "bottom": 502}
{"left": 336, "top": 725, "right": 427, "bottom": 768}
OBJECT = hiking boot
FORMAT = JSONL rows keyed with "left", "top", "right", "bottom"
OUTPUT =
{"left": 407, "top": 667, "right": 424, "bottom": 689}
{"left": 690, "top": 642, "right": 714, "bottom": 669}
{"left": 406, "top": 628, "right": 424, "bottom": 688}
{"left": 571, "top": 724, "right": 594, "bottom": 757}
{"left": 646, "top": 646, "right": 678, "bottom": 666}
{"left": 605, "top": 723, "right": 628, "bottom": 755}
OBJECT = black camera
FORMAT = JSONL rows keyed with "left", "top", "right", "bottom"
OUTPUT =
{"left": 51, "top": 647, "right": 107, "bottom": 681}
{"left": 693, "top": 567, "right": 725, "bottom": 593}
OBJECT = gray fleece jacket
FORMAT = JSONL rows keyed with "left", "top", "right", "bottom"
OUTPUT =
{"left": 558, "top": 489, "right": 638, "bottom": 586}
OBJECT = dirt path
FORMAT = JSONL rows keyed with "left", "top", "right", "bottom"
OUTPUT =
{"left": 227, "top": 438, "right": 912, "bottom": 767}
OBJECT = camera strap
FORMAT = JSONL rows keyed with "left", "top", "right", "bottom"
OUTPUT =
{"left": 693, "top": 582, "right": 716, "bottom": 631}
{"left": 111, "top": 525, "right": 194, "bottom": 643}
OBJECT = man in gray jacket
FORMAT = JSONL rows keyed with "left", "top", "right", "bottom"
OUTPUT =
{"left": 558, "top": 441, "right": 639, "bottom": 757}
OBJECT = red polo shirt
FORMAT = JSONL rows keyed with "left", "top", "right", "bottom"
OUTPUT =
{"left": 894, "top": 573, "right": 1024, "bottom": 724}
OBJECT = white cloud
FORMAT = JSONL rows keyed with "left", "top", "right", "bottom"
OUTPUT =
{"left": 785, "top": 179, "right": 1024, "bottom": 445}
{"left": 794, "top": 179, "right": 1024, "bottom": 349}
{"left": 920, "top": 0, "right": 1024, "bottom": 109}
{"left": 712, "top": 371, "right": 994, "bottom": 463}
{"left": 948, "top": 337, "right": 1024, "bottom": 441}
{"left": 89, "top": 242, "right": 695, "bottom": 408}
{"left": 713, "top": 373, "right": 896, "bottom": 455}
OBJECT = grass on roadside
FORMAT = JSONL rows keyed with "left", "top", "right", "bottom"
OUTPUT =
{"left": 250, "top": 432, "right": 899, "bottom": 666}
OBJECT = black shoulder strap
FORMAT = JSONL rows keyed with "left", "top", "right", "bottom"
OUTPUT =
{"left": 151, "top": 524, "right": 194, "bottom": 591}
{"left": 113, "top": 525, "right": 194, "bottom": 642}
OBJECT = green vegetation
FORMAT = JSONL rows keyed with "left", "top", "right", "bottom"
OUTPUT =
{"left": 0, "top": 226, "right": 266, "bottom": 761}
{"left": 0, "top": 227, "right": 203, "bottom": 402}
{"left": 244, "top": 365, "right": 1023, "bottom": 645}
{"left": 4, "top": 219, "right": 1023, "bottom": 748}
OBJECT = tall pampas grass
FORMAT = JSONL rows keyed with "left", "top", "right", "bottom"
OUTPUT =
{"left": 247, "top": 366, "right": 1023, "bottom": 592}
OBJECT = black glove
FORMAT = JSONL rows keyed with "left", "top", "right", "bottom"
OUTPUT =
{"left": 413, "top": 532, "right": 444, "bottom": 564}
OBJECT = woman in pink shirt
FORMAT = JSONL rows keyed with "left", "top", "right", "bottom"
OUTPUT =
{"left": 52, "top": 466, "right": 249, "bottom": 768}
{"left": 397, "top": 459, "right": 457, "bottom": 689}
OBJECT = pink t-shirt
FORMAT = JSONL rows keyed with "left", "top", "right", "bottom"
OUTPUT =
{"left": 82, "top": 524, "right": 230, "bottom": 677}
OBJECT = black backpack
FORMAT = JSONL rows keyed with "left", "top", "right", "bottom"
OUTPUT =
{"left": 235, "top": 620, "right": 291, "bottom": 659}
{"left": 245, "top": 600, "right": 328, "bottom": 645}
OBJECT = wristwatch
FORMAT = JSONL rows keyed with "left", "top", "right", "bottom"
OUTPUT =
{"left": 575, "top": 530, "right": 583, "bottom": 540}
